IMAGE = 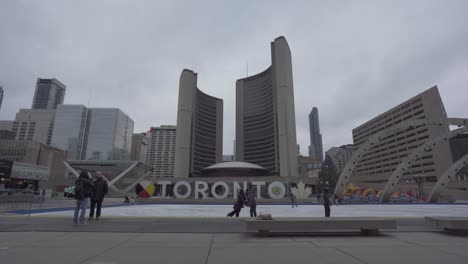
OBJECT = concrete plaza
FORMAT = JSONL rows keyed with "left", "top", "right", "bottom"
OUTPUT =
{"left": 1, "top": 200, "right": 468, "bottom": 264}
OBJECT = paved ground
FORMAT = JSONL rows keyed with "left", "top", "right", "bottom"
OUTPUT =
{"left": 2, "top": 199, "right": 468, "bottom": 264}
{"left": 1, "top": 230, "right": 468, "bottom": 264}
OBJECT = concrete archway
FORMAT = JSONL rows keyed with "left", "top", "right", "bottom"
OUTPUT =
{"left": 379, "top": 126, "right": 468, "bottom": 202}
{"left": 334, "top": 118, "right": 468, "bottom": 200}
{"left": 427, "top": 153, "right": 468, "bottom": 202}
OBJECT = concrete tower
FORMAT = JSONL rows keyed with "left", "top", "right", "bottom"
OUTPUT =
{"left": 236, "top": 36, "right": 298, "bottom": 177}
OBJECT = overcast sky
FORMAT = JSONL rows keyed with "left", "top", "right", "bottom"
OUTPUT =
{"left": 1, "top": 0, "right": 467, "bottom": 156}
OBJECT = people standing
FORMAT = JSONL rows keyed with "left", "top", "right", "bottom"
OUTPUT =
{"left": 227, "top": 190, "right": 246, "bottom": 217}
{"left": 245, "top": 188, "right": 257, "bottom": 217}
{"left": 41, "top": 189, "right": 46, "bottom": 202}
{"left": 89, "top": 173, "right": 108, "bottom": 221}
{"left": 290, "top": 192, "right": 298, "bottom": 208}
{"left": 73, "top": 171, "right": 93, "bottom": 225}
{"left": 322, "top": 189, "right": 332, "bottom": 217}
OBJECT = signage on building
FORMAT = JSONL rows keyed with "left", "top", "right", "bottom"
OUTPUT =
{"left": 137, "top": 180, "right": 313, "bottom": 200}
{"left": 10, "top": 162, "right": 49, "bottom": 181}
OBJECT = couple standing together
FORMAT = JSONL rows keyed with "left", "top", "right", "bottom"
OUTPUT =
{"left": 73, "top": 171, "right": 109, "bottom": 225}
{"left": 227, "top": 188, "right": 257, "bottom": 218}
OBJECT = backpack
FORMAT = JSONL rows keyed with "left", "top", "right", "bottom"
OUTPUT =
{"left": 74, "top": 179, "right": 84, "bottom": 200}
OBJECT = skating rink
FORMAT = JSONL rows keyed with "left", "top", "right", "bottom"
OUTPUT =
{"left": 31, "top": 203, "right": 468, "bottom": 218}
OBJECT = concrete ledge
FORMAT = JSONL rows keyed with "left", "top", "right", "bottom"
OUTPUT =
{"left": 425, "top": 217, "right": 468, "bottom": 235}
{"left": 245, "top": 217, "right": 396, "bottom": 236}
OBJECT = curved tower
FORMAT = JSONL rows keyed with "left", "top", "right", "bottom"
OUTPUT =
{"left": 174, "top": 69, "right": 223, "bottom": 178}
{"left": 235, "top": 36, "right": 298, "bottom": 177}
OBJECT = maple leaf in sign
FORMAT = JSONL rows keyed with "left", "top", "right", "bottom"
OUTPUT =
{"left": 290, "top": 181, "right": 312, "bottom": 199}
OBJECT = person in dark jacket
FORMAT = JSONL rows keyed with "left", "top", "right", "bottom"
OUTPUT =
{"left": 245, "top": 188, "right": 257, "bottom": 217}
{"left": 89, "top": 173, "right": 108, "bottom": 220}
{"left": 227, "top": 190, "right": 246, "bottom": 217}
{"left": 290, "top": 192, "right": 298, "bottom": 208}
{"left": 73, "top": 170, "right": 93, "bottom": 225}
{"left": 322, "top": 189, "right": 332, "bottom": 217}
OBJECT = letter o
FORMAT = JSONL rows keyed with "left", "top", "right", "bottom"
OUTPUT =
{"left": 211, "top": 182, "right": 229, "bottom": 199}
{"left": 174, "top": 181, "right": 191, "bottom": 199}
{"left": 268, "top": 181, "right": 286, "bottom": 199}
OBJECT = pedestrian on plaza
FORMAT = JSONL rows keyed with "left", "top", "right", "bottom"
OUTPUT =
{"left": 245, "top": 187, "right": 257, "bottom": 217}
{"left": 89, "top": 173, "right": 108, "bottom": 221}
{"left": 73, "top": 170, "right": 93, "bottom": 225}
{"left": 41, "top": 189, "right": 46, "bottom": 202}
{"left": 322, "top": 189, "right": 332, "bottom": 217}
{"left": 290, "top": 192, "right": 298, "bottom": 208}
{"left": 227, "top": 189, "right": 246, "bottom": 217}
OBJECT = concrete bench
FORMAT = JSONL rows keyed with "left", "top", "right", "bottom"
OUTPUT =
{"left": 425, "top": 217, "right": 468, "bottom": 234}
{"left": 245, "top": 217, "right": 397, "bottom": 236}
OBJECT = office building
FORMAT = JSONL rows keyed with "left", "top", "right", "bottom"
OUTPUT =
{"left": 235, "top": 36, "right": 298, "bottom": 177}
{"left": 146, "top": 126, "right": 176, "bottom": 177}
{"left": 0, "top": 121, "right": 13, "bottom": 131}
{"left": 51, "top": 106, "right": 134, "bottom": 161}
{"left": 308, "top": 107, "right": 324, "bottom": 163}
{"left": 131, "top": 133, "right": 148, "bottom": 163}
{"left": 32, "top": 78, "right": 66, "bottom": 110}
{"left": 0, "top": 140, "right": 67, "bottom": 190}
{"left": 325, "top": 144, "right": 354, "bottom": 174}
{"left": 51, "top": 105, "right": 88, "bottom": 160}
{"left": 83, "top": 108, "right": 134, "bottom": 160}
{"left": 222, "top": 155, "right": 234, "bottom": 162}
{"left": 174, "top": 69, "right": 223, "bottom": 178}
{"left": 11, "top": 109, "right": 56, "bottom": 145}
{"left": 352, "top": 86, "right": 452, "bottom": 188}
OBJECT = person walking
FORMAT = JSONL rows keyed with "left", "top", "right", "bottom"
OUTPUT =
{"left": 245, "top": 188, "right": 257, "bottom": 217}
{"left": 227, "top": 190, "right": 246, "bottom": 217}
{"left": 89, "top": 173, "right": 108, "bottom": 221}
{"left": 322, "top": 189, "right": 332, "bottom": 217}
{"left": 73, "top": 171, "right": 93, "bottom": 225}
{"left": 290, "top": 192, "right": 298, "bottom": 208}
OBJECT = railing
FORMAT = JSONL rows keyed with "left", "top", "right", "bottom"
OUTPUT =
{"left": 0, "top": 189, "right": 45, "bottom": 215}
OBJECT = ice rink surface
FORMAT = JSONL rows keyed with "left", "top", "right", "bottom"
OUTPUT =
{"left": 32, "top": 203, "right": 468, "bottom": 218}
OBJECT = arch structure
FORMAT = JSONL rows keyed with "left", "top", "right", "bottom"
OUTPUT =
{"left": 427, "top": 153, "right": 468, "bottom": 202}
{"left": 334, "top": 118, "right": 468, "bottom": 200}
{"left": 380, "top": 125, "right": 468, "bottom": 202}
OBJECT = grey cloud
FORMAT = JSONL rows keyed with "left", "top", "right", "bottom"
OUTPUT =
{"left": 1, "top": 0, "right": 467, "bottom": 156}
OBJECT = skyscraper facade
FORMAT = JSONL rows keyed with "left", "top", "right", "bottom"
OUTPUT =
{"left": 131, "top": 133, "right": 148, "bottom": 163}
{"left": 352, "top": 86, "right": 452, "bottom": 188}
{"left": 12, "top": 109, "right": 56, "bottom": 145}
{"left": 174, "top": 69, "right": 223, "bottom": 178}
{"left": 51, "top": 106, "right": 134, "bottom": 161}
{"left": 308, "top": 107, "right": 324, "bottom": 163}
{"left": 235, "top": 36, "right": 298, "bottom": 177}
{"left": 145, "top": 125, "right": 176, "bottom": 177}
{"left": 325, "top": 144, "right": 354, "bottom": 174}
{"left": 84, "top": 108, "right": 134, "bottom": 160}
{"left": 32, "top": 78, "right": 66, "bottom": 110}
{"left": 0, "top": 86, "right": 4, "bottom": 110}
{"left": 51, "top": 105, "right": 88, "bottom": 160}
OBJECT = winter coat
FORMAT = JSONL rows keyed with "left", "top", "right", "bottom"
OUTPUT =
{"left": 233, "top": 192, "right": 246, "bottom": 210}
{"left": 246, "top": 190, "right": 256, "bottom": 206}
{"left": 92, "top": 178, "right": 108, "bottom": 201}
{"left": 75, "top": 176, "right": 93, "bottom": 199}
{"left": 323, "top": 194, "right": 331, "bottom": 206}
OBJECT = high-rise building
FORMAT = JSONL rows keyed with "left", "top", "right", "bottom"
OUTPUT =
{"left": 235, "top": 36, "right": 298, "bottom": 177}
{"left": 131, "top": 133, "right": 148, "bottom": 163}
{"left": 146, "top": 126, "right": 176, "bottom": 177}
{"left": 0, "top": 121, "right": 13, "bottom": 131}
{"left": 325, "top": 144, "right": 354, "bottom": 174}
{"left": 352, "top": 86, "right": 452, "bottom": 188}
{"left": 308, "top": 107, "right": 323, "bottom": 163}
{"left": 12, "top": 109, "right": 56, "bottom": 145}
{"left": 174, "top": 69, "right": 223, "bottom": 178}
{"left": 83, "top": 108, "right": 134, "bottom": 160}
{"left": 51, "top": 105, "right": 88, "bottom": 160}
{"left": 32, "top": 78, "right": 66, "bottom": 110}
{"left": 0, "top": 86, "right": 4, "bottom": 110}
{"left": 51, "top": 106, "right": 134, "bottom": 161}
